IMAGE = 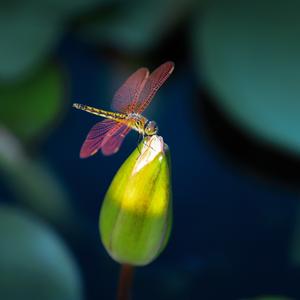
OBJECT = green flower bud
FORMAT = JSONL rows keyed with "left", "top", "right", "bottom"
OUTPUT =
{"left": 99, "top": 135, "right": 172, "bottom": 266}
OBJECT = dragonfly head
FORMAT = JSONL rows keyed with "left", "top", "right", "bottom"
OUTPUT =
{"left": 144, "top": 120, "right": 158, "bottom": 136}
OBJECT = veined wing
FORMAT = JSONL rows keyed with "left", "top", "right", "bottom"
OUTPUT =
{"left": 80, "top": 119, "right": 121, "bottom": 158}
{"left": 134, "top": 61, "right": 174, "bottom": 114}
{"left": 101, "top": 124, "right": 132, "bottom": 156}
{"left": 111, "top": 67, "right": 149, "bottom": 113}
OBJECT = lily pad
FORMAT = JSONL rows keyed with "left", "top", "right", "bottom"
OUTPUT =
{"left": 0, "top": 205, "right": 82, "bottom": 300}
{"left": 0, "top": 63, "right": 64, "bottom": 143}
{"left": 79, "top": 0, "right": 197, "bottom": 53}
{"left": 193, "top": 0, "right": 300, "bottom": 154}
{"left": 0, "top": 0, "right": 112, "bottom": 81}
{"left": 0, "top": 128, "right": 73, "bottom": 228}
{"left": 0, "top": 3, "right": 64, "bottom": 81}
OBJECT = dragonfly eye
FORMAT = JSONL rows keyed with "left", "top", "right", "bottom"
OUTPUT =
{"left": 144, "top": 121, "right": 158, "bottom": 136}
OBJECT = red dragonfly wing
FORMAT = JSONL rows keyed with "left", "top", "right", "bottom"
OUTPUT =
{"left": 134, "top": 61, "right": 174, "bottom": 114}
{"left": 80, "top": 119, "right": 119, "bottom": 158}
{"left": 111, "top": 67, "right": 149, "bottom": 113}
{"left": 101, "top": 124, "right": 132, "bottom": 156}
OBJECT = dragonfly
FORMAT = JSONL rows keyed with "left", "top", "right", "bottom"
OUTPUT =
{"left": 73, "top": 61, "right": 174, "bottom": 158}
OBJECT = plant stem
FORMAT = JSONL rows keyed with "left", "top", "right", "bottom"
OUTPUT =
{"left": 117, "top": 264, "right": 135, "bottom": 300}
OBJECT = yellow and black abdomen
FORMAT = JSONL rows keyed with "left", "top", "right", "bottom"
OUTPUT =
{"left": 73, "top": 103, "right": 127, "bottom": 121}
{"left": 72, "top": 103, "right": 149, "bottom": 134}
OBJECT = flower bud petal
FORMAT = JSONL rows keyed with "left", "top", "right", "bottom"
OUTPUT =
{"left": 99, "top": 135, "right": 172, "bottom": 266}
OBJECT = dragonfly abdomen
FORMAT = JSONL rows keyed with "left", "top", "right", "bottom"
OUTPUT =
{"left": 73, "top": 103, "right": 127, "bottom": 120}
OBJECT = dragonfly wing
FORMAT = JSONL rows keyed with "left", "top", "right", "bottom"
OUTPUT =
{"left": 112, "top": 67, "right": 149, "bottom": 113}
{"left": 134, "top": 61, "right": 174, "bottom": 114}
{"left": 101, "top": 124, "right": 131, "bottom": 156}
{"left": 80, "top": 119, "right": 119, "bottom": 158}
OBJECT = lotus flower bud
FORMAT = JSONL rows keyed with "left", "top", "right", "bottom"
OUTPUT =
{"left": 99, "top": 135, "right": 172, "bottom": 266}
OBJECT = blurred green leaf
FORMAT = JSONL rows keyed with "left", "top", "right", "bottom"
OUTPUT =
{"left": 0, "top": 0, "right": 118, "bottom": 81}
{"left": 0, "top": 64, "right": 64, "bottom": 143}
{"left": 0, "top": 3, "right": 64, "bottom": 81}
{"left": 79, "top": 0, "right": 197, "bottom": 53}
{"left": 193, "top": 0, "right": 300, "bottom": 154}
{"left": 0, "top": 205, "right": 82, "bottom": 300}
{"left": 0, "top": 128, "right": 74, "bottom": 229}
{"left": 41, "top": 0, "right": 115, "bottom": 17}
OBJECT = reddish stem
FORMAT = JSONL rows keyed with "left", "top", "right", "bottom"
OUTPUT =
{"left": 117, "top": 264, "right": 135, "bottom": 300}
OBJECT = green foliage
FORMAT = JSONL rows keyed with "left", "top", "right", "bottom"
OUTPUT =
{"left": 194, "top": 0, "right": 300, "bottom": 154}
{"left": 0, "top": 0, "right": 111, "bottom": 81}
{"left": 0, "top": 4, "right": 62, "bottom": 81}
{"left": 79, "top": 0, "right": 197, "bottom": 53}
{"left": 0, "top": 205, "right": 82, "bottom": 300}
{"left": 0, "top": 129, "right": 74, "bottom": 228}
{"left": 0, "top": 64, "right": 64, "bottom": 143}
{"left": 40, "top": 0, "right": 113, "bottom": 17}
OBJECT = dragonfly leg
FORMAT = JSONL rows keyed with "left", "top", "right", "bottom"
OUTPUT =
{"left": 137, "top": 134, "right": 143, "bottom": 154}
{"left": 137, "top": 135, "right": 156, "bottom": 157}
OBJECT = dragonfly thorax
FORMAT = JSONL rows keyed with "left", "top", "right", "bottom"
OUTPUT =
{"left": 127, "top": 113, "right": 158, "bottom": 136}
